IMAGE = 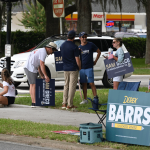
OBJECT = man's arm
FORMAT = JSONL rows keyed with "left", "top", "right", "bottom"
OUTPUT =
{"left": 75, "top": 57, "right": 81, "bottom": 71}
{"left": 40, "top": 60, "right": 50, "bottom": 82}
{"left": 94, "top": 48, "right": 101, "bottom": 65}
{"left": 38, "top": 66, "right": 44, "bottom": 79}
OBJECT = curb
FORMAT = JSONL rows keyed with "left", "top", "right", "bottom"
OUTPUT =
{"left": 0, "top": 134, "right": 116, "bottom": 150}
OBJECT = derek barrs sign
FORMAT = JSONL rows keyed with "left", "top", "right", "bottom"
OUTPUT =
{"left": 36, "top": 79, "right": 55, "bottom": 106}
{"left": 106, "top": 90, "right": 150, "bottom": 146}
{"left": 104, "top": 52, "right": 134, "bottom": 79}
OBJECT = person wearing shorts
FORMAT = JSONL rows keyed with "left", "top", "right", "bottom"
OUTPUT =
{"left": 0, "top": 68, "right": 16, "bottom": 107}
{"left": 112, "top": 38, "right": 124, "bottom": 89}
{"left": 79, "top": 32, "right": 101, "bottom": 104}
{"left": 24, "top": 42, "right": 58, "bottom": 107}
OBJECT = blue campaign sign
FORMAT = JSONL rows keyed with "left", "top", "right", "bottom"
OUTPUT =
{"left": 106, "top": 89, "right": 150, "bottom": 146}
{"left": 54, "top": 51, "right": 64, "bottom": 71}
{"left": 36, "top": 79, "right": 55, "bottom": 106}
{"left": 104, "top": 52, "right": 134, "bottom": 79}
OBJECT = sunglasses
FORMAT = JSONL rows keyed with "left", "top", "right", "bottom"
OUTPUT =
{"left": 82, "top": 36, "right": 87, "bottom": 38}
{"left": 112, "top": 41, "right": 116, "bottom": 44}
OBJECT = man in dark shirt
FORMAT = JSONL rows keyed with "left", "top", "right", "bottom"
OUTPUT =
{"left": 60, "top": 30, "right": 81, "bottom": 109}
{"left": 79, "top": 32, "right": 101, "bottom": 104}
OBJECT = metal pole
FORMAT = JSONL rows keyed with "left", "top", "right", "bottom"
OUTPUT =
{"left": 6, "top": 0, "right": 12, "bottom": 73}
{"left": 60, "top": 17, "right": 63, "bottom": 34}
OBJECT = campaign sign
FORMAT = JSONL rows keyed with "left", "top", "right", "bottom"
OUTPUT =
{"left": 104, "top": 52, "right": 134, "bottom": 79}
{"left": 106, "top": 89, "right": 150, "bottom": 146}
{"left": 54, "top": 51, "right": 63, "bottom": 71}
{"left": 36, "top": 79, "right": 55, "bottom": 106}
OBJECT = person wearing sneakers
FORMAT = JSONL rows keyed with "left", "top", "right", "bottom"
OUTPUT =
{"left": 0, "top": 68, "right": 16, "bottom": 107}
{"left": 60, "top": 30, "right": 81, "bottom": 110}
{"left": 24, "top": 42, "right": 58, "bottom": 108}
{"left": 79, "top": 32, "right": 101, "bottom": 104}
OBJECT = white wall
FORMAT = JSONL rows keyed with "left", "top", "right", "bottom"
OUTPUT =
{"left": 3, "top": 12, "right": 32, "bottom": 32}
{"left": 134, "top": 13, "right": 146, "bottom": 30}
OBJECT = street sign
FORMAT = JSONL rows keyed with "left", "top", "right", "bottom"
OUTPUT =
{"left": 52, "top": 0, "right": 65, "bottom": 18}
{"left": 5, "top": 44, "right": 11, "bottom": 57}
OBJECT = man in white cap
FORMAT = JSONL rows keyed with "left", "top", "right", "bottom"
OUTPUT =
{"left": 24, "top": 42, "right": 58, "bottom": 107}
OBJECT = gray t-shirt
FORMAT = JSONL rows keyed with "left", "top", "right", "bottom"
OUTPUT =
{"left": 24, "top": 48, "right": 47, "bottom": 73}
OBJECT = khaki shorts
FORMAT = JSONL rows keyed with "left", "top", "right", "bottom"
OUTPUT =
{"left": 24, "top": 68, "right": 37, "bottom": 84}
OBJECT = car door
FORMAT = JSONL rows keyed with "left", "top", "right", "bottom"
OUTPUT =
{"left": 86, "top": 38, "right": 104, "bottom": 78}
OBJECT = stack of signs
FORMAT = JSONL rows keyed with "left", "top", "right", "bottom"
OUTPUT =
{"left": 104, "top": 52, "right": 134, "bottom": 79}
{"left": 36, "top": 79, "right": 55, "bottom": 106}
{"left": 106, "top": 89, "right": 150, "bottom": 146}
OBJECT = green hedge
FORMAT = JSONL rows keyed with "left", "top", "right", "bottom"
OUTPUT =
{"left": 0, "top": 31, "right": 45, "bottom": 55}
{"left": 122, "top": 37, "right": 146, "bottom": 58}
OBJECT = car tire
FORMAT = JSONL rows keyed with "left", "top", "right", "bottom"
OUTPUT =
{"left": 102, "top": 71, "right": 113, "bottom": 88}
{"left": 46, "top": 67, "right": 51, "bottom": 79}
{"left": 14, "top": 81, "right": 21, "bottom": 88}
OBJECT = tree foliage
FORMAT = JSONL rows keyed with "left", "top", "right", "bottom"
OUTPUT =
{"left": 18, "top": 1, "right": 46, "bottom": 32}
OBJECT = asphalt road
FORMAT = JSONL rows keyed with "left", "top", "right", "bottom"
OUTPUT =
{"left": 0, "top": 140, "right": 60, "bottom": 150}
{"left": 15, "top": 75, "right": 150, "bottom": 94}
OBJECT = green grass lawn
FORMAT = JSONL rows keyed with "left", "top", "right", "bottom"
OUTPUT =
{"left": 131, "top": 58, "right": 150, "bottom": 75}
{"left": 3, "top": 87, "right": 150, "bottom": 150}
{"left": 15, "top": 87, "right": 149, "bottom": 113}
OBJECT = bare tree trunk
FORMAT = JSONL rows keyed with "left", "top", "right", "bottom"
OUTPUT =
{"left": 38, "top": 0, "right": 77, "bottom": 37}
{"left": 77, "top": 0, "right": 91, "bottom": 34}
{"left": 145, "top": 0, "right": 150, "bottom": 64}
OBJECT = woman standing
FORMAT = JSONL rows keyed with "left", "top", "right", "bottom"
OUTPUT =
{"left": 0, "top": 68, "right": 16, "bottom": 107}
{"left": 112, "top": 38, "right": 124, "bottom": 90}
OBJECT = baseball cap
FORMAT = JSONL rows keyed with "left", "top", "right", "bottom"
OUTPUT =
{"left": 68, "top": 30, "right": 76, "bottom": 38}
{"left": 79, "top": 32, "right": 87, "bottom": 37}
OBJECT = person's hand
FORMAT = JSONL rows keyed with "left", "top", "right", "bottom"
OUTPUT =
{"left": 41, "top": 75, "right": 44, "bottom": 79}
{"left": 93, "top": 61, "right": 96, "bottom": 65}
{"left": 102, "top": 55, "right": 108, "bottom": 59}
{"left": 45, "top": 76, "right": 50, "bottom": 83}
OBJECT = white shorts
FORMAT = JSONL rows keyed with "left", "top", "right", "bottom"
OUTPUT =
{"left": 113, "top": 75, "right": 123, "bottom": 82}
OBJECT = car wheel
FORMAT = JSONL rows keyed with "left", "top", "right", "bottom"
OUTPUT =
{"left": 102, "top": 71, "right": 113, "bottom": 88}
{"left": 46, "top": 67, "right": 51, "bottom": 79}
{"left": 14, "top": 81, "right": 21, "bottom": 88}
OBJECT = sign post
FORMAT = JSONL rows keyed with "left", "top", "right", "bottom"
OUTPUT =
{"left": 52, "top": 0, "right": 65, "bottom": 34}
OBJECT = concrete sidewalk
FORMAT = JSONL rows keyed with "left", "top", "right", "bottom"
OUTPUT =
{"left": 0, "top": 104, "right": 106, "bottom": 127}
{"left": 0, "top": 104, "right": 114, "bottom": 150}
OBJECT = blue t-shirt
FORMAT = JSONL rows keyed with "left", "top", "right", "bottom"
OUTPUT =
{"left": 60, "top": 41, "right": 79, "bottom": 71}
{"left": 79, "top": 42, "right": 98, "bottom": 69}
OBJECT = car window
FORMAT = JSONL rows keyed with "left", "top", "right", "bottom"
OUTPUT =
{"left": 74, "top": 40, "right": 81, "bottom": 46}
{"left": 101, "top": 39, "right": 109, "bottom": 51}
{"left": 35, "top": 39, "right": 65, "bottom": 50}
{"left": 138, "top": 35, "right": 147, "bottom": 38}
{"left": 123, "top": 34, "right": 133, "bottom": 38}
{"left": 36, "top": 38, "right": 53, "bottom": 49}
{"left": 105, "top": 39, "right": 117, "bottom": 51}
{"left": 86, "top": 39, "right": 102, "bottom": 51}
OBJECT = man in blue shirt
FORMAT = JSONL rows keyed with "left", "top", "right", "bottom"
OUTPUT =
{"left": 79, "top": 32, "right": 101, "bottom": 104}
{"left": 60, "top": 30, "right": 81, "bottom": 109}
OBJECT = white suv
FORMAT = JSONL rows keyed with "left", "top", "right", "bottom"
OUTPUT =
{"left": 0, "top": 35, "right": 132, "bottom": 88}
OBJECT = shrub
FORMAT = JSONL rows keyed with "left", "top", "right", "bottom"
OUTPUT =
{"left": 122, "top": 37, "right": 146, "bottom": 58}
{"left": 0, "top": 31, "right": 45, "bottom": 56}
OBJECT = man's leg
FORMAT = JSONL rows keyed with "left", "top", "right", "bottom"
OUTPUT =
{"left": 79, "top": 69, "right": 88, "bottom": 104}
{"left": 89, "top": 82, "right": 97, "bottom": 97}
{"left": 82, "top": 83, "right": 87, "bottom": 100}
{"left": 113, "top": 81, "right": 120, "bottom": 90}
{"left": 62, "top": 71, "right": 69, "bottom": 109}
{"left": 67, "top": 71, "right": 78, "bottom": 107}
{"left": 30, "top": 84, "right": 36, "bottom": 103}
